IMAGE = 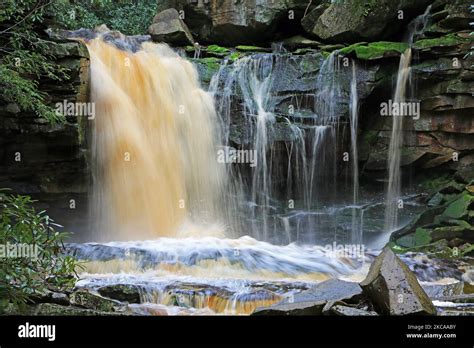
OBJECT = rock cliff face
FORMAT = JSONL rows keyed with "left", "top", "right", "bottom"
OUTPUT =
{"left": 0, "top": 37, "right": 90, "bottom": 234}
{"left": 155, "top": 0, "right": 320, "bottom": 45}
{"left": 359, "top": 0, "right": 473, "bottom": 182}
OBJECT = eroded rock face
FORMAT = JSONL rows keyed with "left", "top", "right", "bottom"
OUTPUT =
{"left": 156, "top": 0, "right": 320, "bottom": 45}
{"left": 301, "top": 0, "right": 433, "bottom": 43}
{"left": 0, "top": 38, "right": 90, "bottom": 237}
{"left": 148, "top": 8, "right": 194, "bottom": 45}
{"left": 360, "top": 247, "right": 437, "bottom": 315}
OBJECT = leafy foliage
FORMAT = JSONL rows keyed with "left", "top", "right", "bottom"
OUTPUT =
{"left": 0, "top": 190, "right": 81, "bottom": 306}
{"left": 0, "top": 0, "right": 70, "bottom": 123}
{"left": 53, "top": 0, "right": 158, "bottom": 35}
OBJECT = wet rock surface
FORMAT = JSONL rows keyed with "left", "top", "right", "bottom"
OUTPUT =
{"left": 360, "top": 247, "right": 437, "bottom": 315}
{"left": 252, "top": 279, "right": 363, "bottom": 315}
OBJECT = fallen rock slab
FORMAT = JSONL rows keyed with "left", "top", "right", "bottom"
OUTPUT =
{"left": 360, "top": 246, "right": 437, "bottom": 315}
{"left": 252, "top": 279, "right": 362, "bottom": 315}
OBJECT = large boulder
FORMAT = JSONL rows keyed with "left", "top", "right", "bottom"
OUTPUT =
{"left": 148, "top": 8, "right": 194, "bottom": 45}
{"left": 302, "top": 0, "right": 434, "bottom": 43}
{"left": 97, "top": 284, "right": 142, "bottom": 304}
{"left": 155, "top": 0, "right": 320, "bottom": 45}
{"left": 360, "top": 246, "right": 437, "bottom": 315}
{"left": 252, "top": 279, "right": 363, "bottom": 315}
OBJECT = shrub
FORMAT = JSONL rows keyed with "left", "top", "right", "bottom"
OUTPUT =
{"left": 0, "top": 189, "right": 80, "bottom": 307}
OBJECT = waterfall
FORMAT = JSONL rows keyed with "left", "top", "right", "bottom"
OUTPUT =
{"left": 384, "top": 6, "right": 431, "bottom": 233}
{"left": 384, "top": 49, "right": 412, "bottom": 233}
{"left": 209, "top": 50, "right": 348, "bottom": 244}
{"left": 349, "top": 61, "right": 361, "bottom": 244}
{"left": 87, "top": 36, "right": 226, "bottom": 241}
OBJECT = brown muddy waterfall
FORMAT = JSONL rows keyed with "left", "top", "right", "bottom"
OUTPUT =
{"left": 88, "top": 38, "right": 226, "bottom": 241}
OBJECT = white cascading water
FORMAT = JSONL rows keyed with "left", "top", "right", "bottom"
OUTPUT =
{"left": 384, "top": 6, "right": 431, "bottom": 233}
{"left": 209, "top": 50, "right": 344, "bottom": 244}
{"left": 349, "top": 61, "right": 361, "bottom": 244}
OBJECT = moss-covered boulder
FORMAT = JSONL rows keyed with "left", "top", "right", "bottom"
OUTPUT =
{"left": 391, "top": 182, "right": 474, "bottom": 252}
{"left": 413, "top": 33, "right": 471, "bottom": 56}
{"left": 436, "top": 191, "right": 474, "bottom": 222}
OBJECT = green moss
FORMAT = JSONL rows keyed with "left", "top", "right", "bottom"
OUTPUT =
{"left": 442, "top": 192, "right": 474, "bottom": 219}
{"left": 417, "top": 172, "right": 452, "bottom": 193}
{"left": 339, "top": 42, "right": 366, "bottom": 55}
{"left": 414, "top": 228, "right": 432, "bottom": 246}
{"left": 192, "top": 57, "right": 221, "bottom": 71}
{"left": 206, "top": 44, "right": 230, "bottom": 56}
{"left": 340, "top": 41, "right": 408, "bottom": 60}
{"left": 319, "top": 44, "right": 345, "bottom": 52}
{"left": 396, "top": 228, "right": 432, "bottom": 248}
{"left": 235, "top": 45, "right": 268, "bottom": 52}
{"left": 229, "top": 51, "right": 243, "bottom": 61}
{"left": 321, "top": 51, "right": 331, "bottom": 59}
{"left": 413, "top": 34, "right": 469, "bottom": 50}
{"left": 190, "top": 57, "right": 222, "bottom": 84}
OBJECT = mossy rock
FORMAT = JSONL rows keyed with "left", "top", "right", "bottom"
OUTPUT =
{"left": 319, "top": 44, "right": 345, "bottom": 52}
{"left": 396, "top": 228, "right": 432, "bottom": 248}
{"left": 430, "top": 224, "right": 474, "bottom": 242}
{"left": 439, "top": 192, "right": 474, "bottom": 220}
{"left": 97, "top": 284, "right": 141, "bottom": 303}
{"left": 417, "top": 172, "right": 452, "bottom": 193}
{"left": 229, "top": 51, "right": 243, "bottom": 61}
{"left": 339, "top": 41, "right": 409, "bottom": 60}
{"left": 47, "top": 41, "right": 89, "bottom": 59}
{"left": 205, "top": 44, "right": 230, "bottom": 56}
{"left": 191, "top": 57, "right": 222, "bottom": 85}
{"left": 413, "top": 33, "right": 470, "bottom": 51}
{"left": 440, "top": 180, "right": 466, "bottom": 194}
{"left": 70, "top": 289, "right": 125, "bottom": 312}
{"left": 427, "top": 192, "right": 445, "bottom": 207}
